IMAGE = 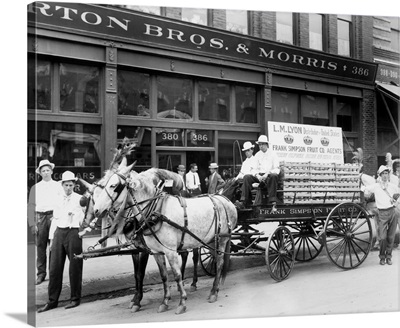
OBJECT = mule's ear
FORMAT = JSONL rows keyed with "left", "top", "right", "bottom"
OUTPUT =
{"left": 119, "top": 157, "right": 127, "bottom": 169}
{"left": 78, "top": 178, "right": 94, "bottom": 193}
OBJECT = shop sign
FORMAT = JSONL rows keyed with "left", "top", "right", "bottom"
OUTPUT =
{"left": 28, "top": 2, "right": 377, "bottom": 84}
{"left": 268, "top": 121, "right": 344, "bottom": 164}
{"left": 375, "top": 62, "right": 400, "bottom": 85}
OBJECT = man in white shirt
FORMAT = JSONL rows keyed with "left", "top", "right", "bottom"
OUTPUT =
{"left": 237, "top": 135, "right": 281, "bottom": 211}
{"left": 185, "top": 163, "right": 202, "bottom": 197}
{"left": 38, "top": 171, "right": 85, "bottom": 312}
{"left": 235, "top": 141, "right": 257, "bottom": 181}
{"left": 364, "top": 165, "right": 400, "bottom": 265}
{"left": 28, "top": 159, "right": 63, "bottom": 285}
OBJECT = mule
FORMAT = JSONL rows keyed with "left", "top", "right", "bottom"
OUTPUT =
{"left": 92, "top": 159, "right": 238, "bottom": 314}
{"left": 78, "top": 164, "right": 200, "bottom": 313}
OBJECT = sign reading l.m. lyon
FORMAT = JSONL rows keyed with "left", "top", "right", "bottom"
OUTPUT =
{"left": 28, "top": 2, "right": 378, "bottom": 84}
{"left": 268, "top": 121, "right": 344, "bottom": 164}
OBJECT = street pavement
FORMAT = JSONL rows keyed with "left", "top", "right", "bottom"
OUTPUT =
{"left": 34, "top": 223, "right": 399, "bottom": 308}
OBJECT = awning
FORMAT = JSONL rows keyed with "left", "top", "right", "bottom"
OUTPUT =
{"left": 376, "top": 82, "right": 400, "bottom": 102}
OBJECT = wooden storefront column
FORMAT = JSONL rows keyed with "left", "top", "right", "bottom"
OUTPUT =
{"left": 103, "top": 45, "right": 118, "bottom": 171}
{"left": 263, "top": 69, "right": 273, "bottom": 135}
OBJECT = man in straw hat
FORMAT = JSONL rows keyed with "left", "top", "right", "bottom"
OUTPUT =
{"left": 235, "top": 141, "right": 257, "bottom": 181}
{"left": 206, "top": 163, "right": 225, "bottom": 194}
{"left": 38, "top": 171, "right": 85, "bottom": 312}
{"left": 364, "top": 165, "right": 400, "bottom": 265}
{"left": 28, "top": 159, "right": 63, "bottom": 285}
{"left": 236, "top": 135, "right": 281, "bottom": 212}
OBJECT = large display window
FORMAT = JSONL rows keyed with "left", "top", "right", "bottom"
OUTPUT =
{"left": 28, "top": 122, "right": 101, "bottom": 189}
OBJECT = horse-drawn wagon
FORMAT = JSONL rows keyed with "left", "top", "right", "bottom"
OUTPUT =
{"left": 199, "top": 160, "right": 373, "bottom": 282}
{"left": 76, "top": 139, "right": 373, "bottom": 314}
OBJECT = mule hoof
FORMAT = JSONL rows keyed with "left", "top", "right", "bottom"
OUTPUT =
{"left": 208, "top": 295, "right": 218, "bottom": 303}
{"left": 157, "top": 304, "right": 169, "bottom": 313}
{"left": 175, "top": 305, "right": 187, "bottom": 315}
{"left": 189, "top": 285, "right": 197, "bottom": 292}
{"left": 131, "top": 305, "right": 141, "bottom": 313}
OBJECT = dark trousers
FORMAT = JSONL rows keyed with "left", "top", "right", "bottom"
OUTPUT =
{"left": 378, "top": 207, "right": 398, "bottom": 260}
{"left": 36, "top": 212, "right": 52, "bottom": 279}
{"left": 240, "top": 173, "right": 280, "bottom": 205}
{"left": 48, "top": 228, "right": 83, "bottom": 306}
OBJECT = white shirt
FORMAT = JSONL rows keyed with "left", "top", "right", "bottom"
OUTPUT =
{"left": 52, "top": 192, "right": 84, "bottom": 228}
{"left": 28, "top": 179, "right": 63, "bottom": 226}
{"left": 186, "top": 171, "right": 201, "bottom": 190}
{"left": 236, "top": 156, "right": 257, "bottom": 179}
{"left": 253, "top": 148, "right": 281, "bottom": 176}
{"left": 364, "top": 181, "right": 400, "bottom": 209}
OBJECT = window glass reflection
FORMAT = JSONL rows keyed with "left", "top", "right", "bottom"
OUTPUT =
{"left": 276, "top": 12, "right": 293, "bottom": 44}
{"left": 59, "top": 63, "right": 99, "bottom": 113}
{"left": 235, "top": 86, "right": 257, "bottom": 123}
{"left": 157, "top": 76, "right": 193, "bottom": 120}
{"left": 199, "top": 81, "right": 229, "bottom": 122}
{"left": 226, "top": 10, "right": 248, "bottom": 34}
{"left": 28, "top": 58, "right": 51, "bottom": 110}
{"left": 302, "top": 94, "right": 329, "bottom": 126}
{"left": 182, "top": 8, "right": 207, "bottom": 25}
{"left": 309, "top": 14, "right": 323, "bottom": 50}
{"left": 118, "top": 71, "right": 150, "bottom": 116}
{"left": 124, "top": 5, "right": 161, "bottom": 15}
{"left": 27, "top": 121, "right": 101, "bottom": 189}
{"left": 271, "top": 90, "right": 299, "bottom": 123}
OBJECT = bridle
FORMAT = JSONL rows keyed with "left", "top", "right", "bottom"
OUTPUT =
{"left": 96, "top": 171, "right": 130, "bottom": 212}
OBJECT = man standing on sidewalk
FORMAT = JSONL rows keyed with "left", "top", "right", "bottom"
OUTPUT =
{"left": 38, "top": 171, "right": 85, "bottom": 312}
{"left": 364, "top": 165, "right": 400, "bottom": 265}
{"left": 28, "top": 159, "right": 63, "bottom": 285}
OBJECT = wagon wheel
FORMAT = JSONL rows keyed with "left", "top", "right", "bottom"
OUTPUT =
{"left": 322, "top": 202, "right": 372, "bottom": 269}
{"left": 265, "top": 226, "right": 295, "bottom": 282}
{"left": 288, "top": 221, "right": 324, "bottom": 262}
{"left": 199, "top": 246, "right": 216, "bottom": 276}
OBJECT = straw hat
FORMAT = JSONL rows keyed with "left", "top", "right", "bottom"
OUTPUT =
{"left": 209, "top": 163, "right": 219, "bottom": 169}
{"left": 61, "top": 171, "right": 77, "bottom": 183}
{"left": 242, "top": 141, "right": 254, "bottom": 151}
{"left": 255, "top": 135, "right": 269, "bottom": 144}
{"left": 36, "top": 159, "right": 55, "bottom": 174}
{"left": 377, "top": 165, "right": 390, "bottom": 176}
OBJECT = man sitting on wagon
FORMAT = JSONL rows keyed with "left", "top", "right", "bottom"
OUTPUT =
{"left": 236, "top": 135, "right": 281, "bottom": 212}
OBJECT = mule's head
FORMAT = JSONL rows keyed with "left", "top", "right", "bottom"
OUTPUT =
{"left": 93, "top": 158, "right": 135, "bottom": 217}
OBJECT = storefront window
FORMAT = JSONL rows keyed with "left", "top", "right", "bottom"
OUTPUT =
{"left": 336, "top": 99, "right": 357, "bottom": 132}
{"left": 235, "top": 86, "right": 257, "bottom": 123}
{"left": 118, "top": 70, "right": 150, "bottom": 116}
{"left": 157, "top": 76, "right": 193, "bottom": 120}
{"left": 182, "top": 8, "right": 207, "bottom": 25}
{"left": 28, "top": 58, "right": 51, "bottom": 110}
{"left": 59, "top": 63, "right": 99, "bottom": 113}
{"left": 226, "top": 10, "right": 248, "bottom": 34}
{"left": 271, "top": 90, "right": 299, "bottom": 123}
{"left": 117, "top": 126, "right": 152, "bottom": 172}
{"left": 28, "top": 121, "right": 101, "bottom": 189}
{"left": 198, "top": 81, "right": 229, "bottom": 122}
{"left": 301, "top": 94, "right": 329, "bottom": 126}
{"left": 276, "top": 12, "right": 293, "bottom": 44}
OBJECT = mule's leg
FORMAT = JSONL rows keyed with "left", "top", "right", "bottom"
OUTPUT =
{"left": 208, "top": 240, "right": 228, "bottom": 303}
{"left": 130, "top": 252, "right": 149, "bottom": 312}
{"left": 190, "top": 248, "right": 199, "bottom": 292}
{"left": 153, "top": 254, "right": 171, "bottom": 313}
{"left": 180, "top": 250, "right": 188, "bottom": 282}
{"left": 165, "top": 251, "right": 187, "bottom": 314}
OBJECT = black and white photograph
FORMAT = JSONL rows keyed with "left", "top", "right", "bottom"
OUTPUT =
{"left": 2, "top": 0, "right": 400, "bottom": 328}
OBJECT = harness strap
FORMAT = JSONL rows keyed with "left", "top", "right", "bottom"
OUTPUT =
{"left": 175, "top": 195, "right": 188, "bottom": 251}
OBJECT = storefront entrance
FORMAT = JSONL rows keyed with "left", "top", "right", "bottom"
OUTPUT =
{"left": 157, "top": 151, "right": 212, "bottom": 193}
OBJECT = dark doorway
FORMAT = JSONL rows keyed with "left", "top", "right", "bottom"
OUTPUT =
{"left": 186, "top": 151, "right": 212, "bottom": 193}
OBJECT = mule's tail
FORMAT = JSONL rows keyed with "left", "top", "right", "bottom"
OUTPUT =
{"left": 220, "top": 239, "right": 231, "bottom": 285}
